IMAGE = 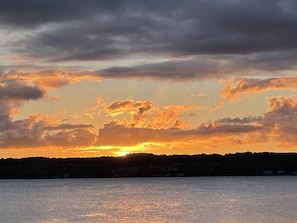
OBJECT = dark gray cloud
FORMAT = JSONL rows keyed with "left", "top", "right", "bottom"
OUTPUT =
{"left": 0, "top": 80, "right": 44, "bottom": 101}
{"left": 99, "top": 58, "right": 221, "bottom": 80}
{"left": 99, "top": 53, "right": 297, "bottom": 80}
{"left": 259, "top": 96, "right": 297, "bottom": 146}
{"left": 0, "top": 107, "right": 13, "bottom": 131}
{"left": 0, "top": 0, "right": 123, "bottom": 28}
{"left": 0, "top": 79, "right": 44, "bottom": 138}
{"left": 2, "top": 0, "right": 297, "bottom": 68}
{"left": 215, "top": 117, "right": 260, "bottom": 125}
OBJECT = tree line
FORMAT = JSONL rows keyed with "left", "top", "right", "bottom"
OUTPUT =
{"left": 1, "top": 152, "right": 297, "bottom": 178}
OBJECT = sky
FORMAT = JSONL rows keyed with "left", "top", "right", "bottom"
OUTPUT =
{"left": 1, "top": 0, "right": 297, "bottom": 158}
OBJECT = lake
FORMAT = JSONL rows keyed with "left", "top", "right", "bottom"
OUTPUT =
{"left": 0, "top": 176, "right": 296, "bottom": 223}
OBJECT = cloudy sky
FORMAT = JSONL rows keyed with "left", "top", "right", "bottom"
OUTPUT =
{"left": 1, "top": 0, "right": 297, "bottom": 157}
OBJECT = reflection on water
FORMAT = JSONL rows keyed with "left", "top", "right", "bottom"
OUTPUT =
{"left": 0, "top": 177, "right": 297, "bottom": 223}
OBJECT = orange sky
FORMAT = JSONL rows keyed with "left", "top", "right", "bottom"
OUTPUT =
{"left": 1, "top": 0, "right": 297, "bottom": 157}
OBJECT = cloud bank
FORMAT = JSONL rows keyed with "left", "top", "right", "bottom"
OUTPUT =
{"left": 1, "top": 90, "right": 297, "bottom": 155}
{"left": 1, "top": 0, "right": 297, "bottom": 80}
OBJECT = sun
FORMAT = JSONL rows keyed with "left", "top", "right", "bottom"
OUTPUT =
{"left": 118, "top": 151, "right": 130, "bottom": 156}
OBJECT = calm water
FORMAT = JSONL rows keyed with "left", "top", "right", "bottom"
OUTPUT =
{"left": 0, "top": 176, "right": 296, "bottom": 223}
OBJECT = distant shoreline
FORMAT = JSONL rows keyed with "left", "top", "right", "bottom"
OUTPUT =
{"left": 1, "top": 152, "right": 297, "bottom": 179}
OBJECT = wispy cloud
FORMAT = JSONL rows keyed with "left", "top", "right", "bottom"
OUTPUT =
{"left": 1, "top": 69, "right": 100, "bottom": 89}
{"left": 222, "top": 76, "right": 297, "bottom": 101}
{"left": 190, "top": 92, "right": 207, "bottom": 98}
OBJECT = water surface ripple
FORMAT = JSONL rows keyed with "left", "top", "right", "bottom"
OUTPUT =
{"left": 0, "top": 176, "right": 296, "bottom": 223}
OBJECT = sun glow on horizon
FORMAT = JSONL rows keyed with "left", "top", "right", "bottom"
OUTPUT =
{"left": 117, "top": 151, "right": 130, "bottom": 156}
{"left": 92, "top": 142, "right": 166, "bottom": 157}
